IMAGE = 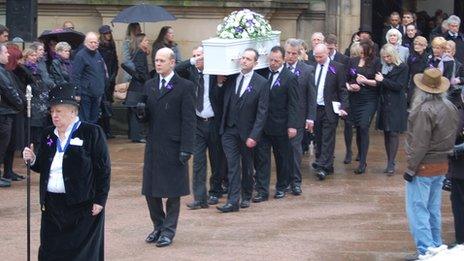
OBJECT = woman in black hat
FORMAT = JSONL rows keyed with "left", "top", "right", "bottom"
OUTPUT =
{"left": 22, "top": 83, "right": 111, "bottom": 261}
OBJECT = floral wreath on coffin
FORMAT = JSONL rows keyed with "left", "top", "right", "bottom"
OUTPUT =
{"left": 216, "top": 9, "right": 273, "bottom": 39}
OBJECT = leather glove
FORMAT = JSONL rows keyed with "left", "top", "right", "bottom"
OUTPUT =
{"left": 136, "top": 102, "right": 146, "bottom": 119}
{"left": 179, "top": 152, "right": 191, "bottom": 165}
{"left": 403, "top": 172, "right": 414, "bottom": 182}
{"left": 442, "top": 177, "right": 452, "bottom": 192}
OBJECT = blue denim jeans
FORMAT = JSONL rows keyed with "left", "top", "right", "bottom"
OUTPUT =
{"left": 405, "top": 175, "right": 444, "bottom": 255}
{"left": 79, "top": 95, "right": 102, "bottom": 123}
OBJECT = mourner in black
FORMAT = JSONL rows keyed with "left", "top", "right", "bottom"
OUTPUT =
{"left": 254, "top": 46, "right": 299, "bottom": 201}
{"left": 407, "top": 36, "right": 429, "bottom": 107}
{"left": 217, "top": 48, "right": 269, "bottom": 212}
{"left": 312, "top": 44, "right": 348, "bottom": 180}
{"left": 22, "top": 83, "right": 111, "bottom": 261}
{"left": 284, "top": 38, "right": 316, "bottom": 195}
{"left": 175, "top": 46, "right": 227, "bottom": 208}
{"left": 445, "top": 15, "right": 464, "bottom": 64}
{"left": 137, "top": 48, "right": 195, "bottom": 247}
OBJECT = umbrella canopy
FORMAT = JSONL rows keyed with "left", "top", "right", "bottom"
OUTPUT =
{"left": 38, "top": 28, "right": 85, "bottom": 49}
{"left": 111, "top": 4, "right": 176, "bottom": 23}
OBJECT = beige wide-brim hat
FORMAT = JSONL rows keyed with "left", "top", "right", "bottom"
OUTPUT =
{"left": 413, "top": 68, "right": 450, "bottom": 94}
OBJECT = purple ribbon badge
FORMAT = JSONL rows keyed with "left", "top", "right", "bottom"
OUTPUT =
{"left": 329, "top": 65, "right": 336, "bottom": 74}
{"left": 46, "top": 135, "right": 53, "bottom": 147}
{"left": 294, "top": 69, "right": 301, "bottom": 77}
{"left": 349, "top": 67, "right": 357, "bottom": 77}
{"left": 274, "top": 78, "right": 281, "bottom": 87}
{"left": 246, "top": 84, "right": 253, "bottom": 93}
{"left": 166, "top": 83, "right": 174, "bottom": 90}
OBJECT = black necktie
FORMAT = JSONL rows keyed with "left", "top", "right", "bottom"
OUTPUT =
{"left": 287, "top": 65, "right": 294, "bottom": 71}
{"left": 197, "top": 72, "right": 204, "bottom": 112}
{"left": 269, "top": 70, "right": 278, "bottom": 88}
{"left": 236, "top": 75, "right": 244, "bottom": 96}
{"left": 160, "top": 79, "right": 166, "bottom": 93}
{"left": 315, "top": 64, "right": 324, "bottom": 89}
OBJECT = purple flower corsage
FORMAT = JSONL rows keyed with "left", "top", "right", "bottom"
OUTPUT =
{"left": 166, "top": 83, "right": 174, "bottom": 90}
{"left": 329, "top": 65, "right": 336, "bottom": 74}
{"left": 274, "top": 78, "right": 281, "bottom": 87}
{"left": 46, "top": 135, "right": 53, "bottom": 147}
{"left": 294, "top": 69, "right": 301, "bottom": 77}
{"left": 246, "top": 84, "right": 253, "bottom": 93}
{"left": 349, "top": 68, "right": 357, "bottom": 77}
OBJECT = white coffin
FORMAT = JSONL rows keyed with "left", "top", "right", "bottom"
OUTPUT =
{"left": 202, "top": 31, "right": 281, "bottom": 75}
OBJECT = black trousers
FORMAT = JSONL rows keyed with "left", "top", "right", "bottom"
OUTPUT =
{"left": 127, "top": 108, "right": 143, "bottom": 141}
{"left": 314, "top": 106, "right": 338, "bottom": 170}
{"left": 451, "top": 178, "right": 464, "bottom": 244}
{"left": 0, "top": 114, "right": 13, "bottom": 166}
{"left": 221, "top": 126, "right": 254, "bottom": 204}
{"left": 192, "top": 117, "right": 227, "bottom": 201}
{"left": 254, "top": 133, "right": 290, "bottom": 196}
{"left": 145, "top": 196, "right": 180, "bottom": 240}
{"left": 288, "top": 128, "right": 304, "bottom": 186}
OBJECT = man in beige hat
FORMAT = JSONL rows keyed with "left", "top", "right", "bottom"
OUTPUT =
{"left": 404, "top": 68, "right": 460, "bottom": 260}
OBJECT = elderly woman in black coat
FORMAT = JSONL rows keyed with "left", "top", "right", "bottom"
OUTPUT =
{"left": 50, "top": 42, "right": 73, "bottom": 87}
{"left": 375, "top": 44, "right": 409, "bottom": 175}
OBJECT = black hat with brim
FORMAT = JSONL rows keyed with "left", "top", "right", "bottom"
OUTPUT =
{"left": 49, "top": 83, "right": 79, "bottom": 108}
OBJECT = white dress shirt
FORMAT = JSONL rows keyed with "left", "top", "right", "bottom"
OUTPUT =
{"left": 236, "top": 70, "right": 253, "bottom": 97}
{"left": 196, "top": 71, "right": 214, "bottom": 118}
{"left": 315, "top": 59, "right": 330, "bottom": 106}
{"left": 286, "top": 62, "right": 296, "bottom": 73}
{"left": 159, "top": 71, "right": 175, "bottom": 89}
{"left": 47, "top": 117, "right": 81, "bottom": 193}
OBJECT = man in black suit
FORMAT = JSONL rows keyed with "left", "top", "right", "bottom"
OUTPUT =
{"left": 325, "top": 34, "right": 349, "bottom": 66}
{"left": 137, "top": 47, "right": 196, "bottom": 247}
{"left": 253, "top": 46, "right": 299, "bottom": 202}
{"left": 217, "top": 48, "right": 268, "bottom": 212}
{"left": 445, "top": 15, "right": 464, "bottom": 63}
{"left": 175, "top": 45, "right": 227, "bottom": 209}
{"left": 284, "top": 38, "right": 316, "bottom": 195}
{"left": 312, "top": 44, "right": 348, "bottom": 180}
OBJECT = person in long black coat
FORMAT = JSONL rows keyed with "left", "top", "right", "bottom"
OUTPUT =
{"left": 406, "top": 36, "right": 429, "bottom": 107}
{"left": 121, "top": 33, "right": 149, "bottom": 142}
{"left": 50, "top": 42, "right": 73, "bottom": 87}
{"left": 22, "top": 84, "right": 110, "bottom": 261}
{"left": 375, "top": 44, "right": 409, "bottom": 175}
{"left": 137, "top": 47, "right": 195, "bottom": 247}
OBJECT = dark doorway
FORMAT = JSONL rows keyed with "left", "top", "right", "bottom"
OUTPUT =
{"left": 371, "top": 0, "right": 403, "bottom": 45}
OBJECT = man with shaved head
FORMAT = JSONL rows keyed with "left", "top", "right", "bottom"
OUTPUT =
{"left": 311, "top": 44, "right": 348, "bottom": 180}
{"left": 137, "top": 47, "right": 196, "bottom": 247}
{"left": 73, "top": 31, "right": 108, "bottom": 123}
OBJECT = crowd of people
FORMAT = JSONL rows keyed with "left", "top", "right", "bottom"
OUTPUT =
{"left": 0, "top": 8, "right": 464, "bottom": 261}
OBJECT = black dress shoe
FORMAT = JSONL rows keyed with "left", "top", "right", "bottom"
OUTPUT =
{"left": 132, "top": 139, "right": 146, "bottom": 143}
{"left": 311, "top": 162, "right": 321, "bottom": 170}
{"left": 252, "top": 194, "right": 268, "bottom": 203}
{"left": 355, "top": 155, "right": 360, "bottom": 161}
{"left": 186, "top": 200, "right": 209, "bottom": 210}
{"left": 274, "top": 190, "right": 286, "bottom": 199}
{"left": 217, "top": 203, "right": 239, "bottom": 213}
{"left": 207, "top": 195, "right": 219, "bottom": 205}
{"left": 316, "top": 170, "right": 327, "bottom": 181}
{"left": 284, "top": 185, "right": 291, "bottom": 192}
{"left": 323, "top": 166, "right": 334, "bottom": 175}
{"left": 240, "top": 199, "right": 251, "bottom": 208}
{"left": 155, "top": 236, "right": 172, "bottom": 247}
{"left": 354, "top": 164, "right": 366, "bottom": 174}
{"left": 343, "top": 152, "right": 352, "bottom": 164}
{"left": 3, "top": 172, "right": 25, "bottom": 181}
{"left": 145, "top": 230, "right": 161, "bottom": 243}
{"left": 292, "top": 185, "right": 302, "bottom": 196}
{"left": 0, "top": 178, "right": 11, "bottom": 188}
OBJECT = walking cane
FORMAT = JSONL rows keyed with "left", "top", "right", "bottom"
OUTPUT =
{"left": 25, "top": 85, "right": 33, "bottom": 261}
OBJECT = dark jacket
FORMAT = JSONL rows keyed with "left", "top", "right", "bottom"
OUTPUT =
{"left": 289, "top": 61, "right": 316, "bottom": 127}
{"left": 0, "top": 64, "right": 23, "bottom": 115}
{"left": 123, "top": 49, "right": 149, "bottom": 93}
{"left": 220, "top": 72, "right": 269, "bottom": 141}
{"left": 256, "top": 67, "right": 299, "bottom": 136}
{"left": 318, "top": 60, "right": 349, "bottom": 123}
{"left": 407, "top": 51, "right": 429, "bottom": 106}
{"left": 332, "top": 51, "right": 349, "bottom": 66}
{"left": 449, "top": 109, "right": 464, "bottom": 180}
{"left": 376, "top": 63, "right": 409, "bottom": 132}
{"left": 73, "top": 47, "right": 107, "bottom": 97}
{"left": 445, "top": 32, "right": 464, "bottom": 64}
{"left": 50, "top": 57, "right": 73, "bottom": 87}
{"left": 31, "top": 122, "right": 111, "bottom": 207}
{"left": 98, "top": 41, "right": 118, "bottom": 84}
{"left": 175, "top": 59, "right": 224, "bottom": 126}
{"left": 138, "top": 73, "right": 196, "bottom": 198}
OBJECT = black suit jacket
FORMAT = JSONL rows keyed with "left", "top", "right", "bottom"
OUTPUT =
{"left": 49, "top": 58, "right": 72, "bottom": 87}
{"left": 220, "top": 71, "right": 269, "bottom": 141}
{"left": 332, "top": 52, "right": 349, "bottom": 66}
{"left": 290, "top": 61, "right": 317, "bottom": 127}
{"left": 316, "top": 60, "right": 349, "bottom": 122}
{"left": 122, "top": 49, "right": 149, "bottom": 93}
{"left": 31, "top": 122, "right": 111, "bottom": 207}
{"left": 256, "top": 67, "right": 299, "bottom": 136}
{"left": 175, "top": 59, "right": 224, "bottom": 124}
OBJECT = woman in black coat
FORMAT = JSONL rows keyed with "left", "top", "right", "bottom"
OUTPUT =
{"left": 375, "top": 44, "right": 409, "bottom": 175}
{"left": 49, "top": 41, "right": 73, "bottom": 87}
{"left": 407, "top": 36, "right": 429, "bottom": 107}
{"left": 445, "top": 40, "right": 464, "bottom": 109}
{"left": 346, "top": 40, "right": 381, "bottom": 174}
{"left": 121, "top": 33, "right": 149, "bottom": 142}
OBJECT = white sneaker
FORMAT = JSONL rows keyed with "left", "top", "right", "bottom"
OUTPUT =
{"left": 418, "top": 252, "right": 435, "bottom": 260}
{"left": 427, "top": 245, "right": 448, "bottom": 255}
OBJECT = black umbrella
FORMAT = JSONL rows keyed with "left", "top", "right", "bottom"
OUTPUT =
{"left": 38, "top": 28, "right": 85, "bottom": 49}
{"left": 111, "top": 3, "right": 176, "bottom": 24}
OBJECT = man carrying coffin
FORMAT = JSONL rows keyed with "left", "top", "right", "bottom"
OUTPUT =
{"left": 254, "top": 46, "right": 299, "bottom": 201}
{"left": 217, "top": 48, "right": 268, "bottom": 212}
{"left": 137, "top": 47, "right": 196, "bottom": 247}
{"left": 175, "top": 45, "right": 227, "bottom": 208}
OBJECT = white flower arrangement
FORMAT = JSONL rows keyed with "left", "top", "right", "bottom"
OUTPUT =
{"left": 216, "top": 9, "right": 273, "bottom": 39}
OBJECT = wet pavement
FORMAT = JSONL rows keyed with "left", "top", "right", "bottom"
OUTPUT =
{"left": 0, "top": 130, "right": 456, "bottom": 261}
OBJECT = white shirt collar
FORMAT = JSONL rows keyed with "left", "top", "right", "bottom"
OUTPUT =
{"left": 53, "top": 117, "right": 80, "bottom": 141}
{"left": 241, "top": 70, "right": 253, "bottom": 79}
{"left": 160, "top": 71, "right": 175, "bottom": 84}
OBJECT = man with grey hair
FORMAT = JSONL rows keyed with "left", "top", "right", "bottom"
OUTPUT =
{"left": 73, "top": 32, "right": 108, "bottom": 123}
{"left": 306, "top": 32, "right": 325, "bottom": 64}
{"left": 445, "top": 15, "right": 464, "bottom": 63}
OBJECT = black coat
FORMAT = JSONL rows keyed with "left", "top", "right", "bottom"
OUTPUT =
{"left": 317, "top": 61, "right": 349, "bottom": 122}
{"left": 332, "top": 51, "right": 349, "bottom": 66}
{"left": 73, "top": 48, "right": 107, "bottom": 97}
{"left": 98, "top": 41, "right": 118, "bottom": 83}
{"left": 0, "top": 65, "right": 23, "bottom": 115}
{"left": 376, "top": 63, "right": 409, "bottom": 132}
{"left": 290, "top": 61, "right": 317, "bottom": 126}
{"left": 18, "top": 65, "right": 50, "bottom": 127}
{"left": 220, "top": 72, "right": 269, "bottom": 141}
{"left": 50, "top": 58, "right": 73, "bottom": 87}
{"left": 449, "top": 109, "right": 464, "bottom": 180}
{"left": 174, "top": 59, "right": 224, "bottom": 126}
{"left": 124, "top": 49, "right": 149, "bottom": 93}
{"left": 445, "top": 32, "right": 464, "bottom": 64}
{"left": 139, "top": 73, "right": 196, "bottom": 198}
{"left": 31, "top": 122, "right": 111, "bottom": 207}
{"left": 256, "top": 67, "right": 299, "bottom": 136}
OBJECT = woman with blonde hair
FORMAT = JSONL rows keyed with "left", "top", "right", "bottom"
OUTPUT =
{"left": 429, "top": 36, "right": 453, "bottom": 79}
{"left": 375, "top": 44, "right": 409, "bottom": 175}
{"left": 385, "top": 28, "right": 409, "bottom": 63}
{"left": 407, "top": 36, "right": 429, "bottom": 106}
